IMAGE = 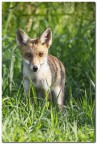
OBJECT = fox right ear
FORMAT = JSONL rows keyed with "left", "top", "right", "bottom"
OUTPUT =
{"left": 40, "top": 28, "right": 52, "bottom": 48}
{"left": 16, "top": 29, "right": 30, "bottom": 46}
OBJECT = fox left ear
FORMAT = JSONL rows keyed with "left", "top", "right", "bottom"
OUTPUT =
{"left": 16, "top": 29, "right": 30, "bottom": 46}
{"left": 40, "top": 28, "right": 52, "bottom": 48}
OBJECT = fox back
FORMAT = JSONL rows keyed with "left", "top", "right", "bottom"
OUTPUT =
{"left": 16, "top": 28, "right": 66, "bottom": 111}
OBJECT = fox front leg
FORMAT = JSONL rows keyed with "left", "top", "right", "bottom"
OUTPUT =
{"left": 23, "top": 78, "right": 30, "bottom": 96}
{"left": 23, "top": 78, "right": 34, "bottom": 103}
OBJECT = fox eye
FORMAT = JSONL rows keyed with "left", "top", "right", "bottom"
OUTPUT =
{"left": 26, "top": 53, "right": 32, "bottom": 58}
{"left": 39, "top": 52, "right": 43, "bottom": 57}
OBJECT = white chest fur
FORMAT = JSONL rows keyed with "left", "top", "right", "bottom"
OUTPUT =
{"left": 23, "top": 62, "right": 52, "bottom": 90}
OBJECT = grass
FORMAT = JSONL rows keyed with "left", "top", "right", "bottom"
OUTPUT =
{"left": 2, "top": 83, "right": 95, "bottom": 142}
{"left": 2, "top": 2, "right": 95, "bottom": 142}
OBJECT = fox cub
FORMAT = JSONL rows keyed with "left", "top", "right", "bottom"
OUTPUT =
{"left": 16, "top": 28, "right": 66, "bottom": 110}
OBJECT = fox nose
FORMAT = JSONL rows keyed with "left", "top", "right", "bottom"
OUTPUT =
{"left": 33, "top": 65, "right": 38, "bottom": 72}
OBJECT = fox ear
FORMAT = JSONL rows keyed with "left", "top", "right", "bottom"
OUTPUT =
{"left": 40, "top": 28, "right": 52, "bottom": 48}
{"left": 16, "top": 29, "right": 30, "bottom": 46}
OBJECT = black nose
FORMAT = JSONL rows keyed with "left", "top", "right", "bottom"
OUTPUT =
{"left": 33, "top": 65, "right": 38, "bottom": 72}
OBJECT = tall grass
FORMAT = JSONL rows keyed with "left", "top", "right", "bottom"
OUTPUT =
{"left": 2, "top": 2, "right": 95, "bottom": 142}
{"left": 2, "top": 81, "right": 95, "bottom": 142}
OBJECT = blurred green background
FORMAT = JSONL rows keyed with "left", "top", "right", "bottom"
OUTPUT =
{"left": 2, "top": 2, "right": 95, "bottom": 142}
{"left": 2, "top": 2, "right": 95, "bottom": 101}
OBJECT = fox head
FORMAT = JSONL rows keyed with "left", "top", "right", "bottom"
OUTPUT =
{"left": 16, "top": 28, "right": 52, "bottom": 72}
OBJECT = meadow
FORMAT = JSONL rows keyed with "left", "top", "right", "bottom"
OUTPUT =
{"left": 2, "top": 2, "right": 95, "bottom": 142}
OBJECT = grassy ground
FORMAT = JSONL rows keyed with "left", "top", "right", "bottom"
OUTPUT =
{"left": 2, "top": 2, "right": 95, "bottom": 142}
{"left": 2, "top": 86, "right": 95, "bottom": 142}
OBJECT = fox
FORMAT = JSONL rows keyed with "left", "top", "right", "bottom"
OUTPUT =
{"left": 16, "top": 28, "right": 66, "bottom": 111}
